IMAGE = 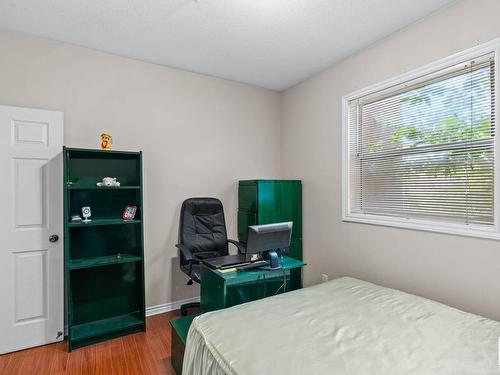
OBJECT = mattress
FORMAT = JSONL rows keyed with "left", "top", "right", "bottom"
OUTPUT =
{"left": 183, "top": 277, "right": 500, "bottom": 375}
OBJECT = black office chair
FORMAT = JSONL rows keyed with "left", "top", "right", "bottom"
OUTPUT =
{"left": 176, "top": 197, "right": 245, "bottom": 316}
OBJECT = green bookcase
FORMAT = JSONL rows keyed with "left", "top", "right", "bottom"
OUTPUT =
{"left": 238, "top": 180, "right": 302, "bottom": 289}
{"left": 63, "top": 147, "right": 146, "bottom": 351}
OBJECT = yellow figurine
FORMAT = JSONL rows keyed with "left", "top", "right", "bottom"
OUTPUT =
{"left": 101, "top": 133, "right": 113, "bottom": 150}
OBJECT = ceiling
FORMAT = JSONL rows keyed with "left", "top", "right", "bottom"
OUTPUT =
{"left": 0, "top": 0, "right": 455, "bottom": 91}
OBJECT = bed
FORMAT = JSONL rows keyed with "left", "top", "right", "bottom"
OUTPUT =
{"left": 182, "top": 277, "right": 500, "bottom": 375}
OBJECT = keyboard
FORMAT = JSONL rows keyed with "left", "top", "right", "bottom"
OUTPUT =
{"left": 204, "top": 255, "right": 268, "bottom": 271}
{"left": 219, "top": 261, "right": 251, "bottom": 270}
{"left": 203, "top": 254, "right": 248, "bottom": 269}
{"left": 235, "top": 260, "right": 268, "bottom": 271}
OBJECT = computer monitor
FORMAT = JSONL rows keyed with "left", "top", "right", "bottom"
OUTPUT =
{"left": 246, "top": 222, "right": 293, "bottom": 269}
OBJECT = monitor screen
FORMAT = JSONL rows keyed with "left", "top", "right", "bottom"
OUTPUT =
{"left": 246, "top": 222, "right": 293, "bottom": 255}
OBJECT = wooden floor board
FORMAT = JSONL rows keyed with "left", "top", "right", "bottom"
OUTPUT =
{"left": 17, "top": 346, "right": 43, "bottom": 375}
{"left": 80, "top": 346, "right": 97, "bottom": 375}
{"left": 2, "top": 350, "right": 23, "bottom": 375}
{"left": 109, "top": 339, "right": 128, "bottom": 375}
{"left": 65, "top": 346, "right": 84, "bottom": 375}
{"left": 121, "top": 335, "right": 143, "bottom": 375}
{"left": 0, "top": 354, "right": 11, "bottom": 375}
{"left": 0, "top": 311, "right": 182, "bottom": 375}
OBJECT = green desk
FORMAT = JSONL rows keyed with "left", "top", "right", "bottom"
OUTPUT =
{"left": 200, "top": 256, "right": 306, "bottom": 312}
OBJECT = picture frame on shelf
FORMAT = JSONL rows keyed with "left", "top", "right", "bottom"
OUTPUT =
{"left": 122, "top": 205, "right": 137, "bottom": 221}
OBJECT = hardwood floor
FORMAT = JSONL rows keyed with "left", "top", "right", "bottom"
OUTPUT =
{"left": 0, "top": 311, "right": 183, "bottom": 375}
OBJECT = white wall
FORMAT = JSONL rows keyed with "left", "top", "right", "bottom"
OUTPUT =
{"left": 0, "top": 30, "right": 281, "bottom": 309}
{"left": 3, "top": 0, "right": 500, "bottom": 320}
{"left": 281, "top": 0, "right": 500, "bottom": 320}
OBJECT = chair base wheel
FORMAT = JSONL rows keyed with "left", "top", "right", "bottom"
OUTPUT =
{"left": 180, "top": 302, "right": 201, "bottom": 316}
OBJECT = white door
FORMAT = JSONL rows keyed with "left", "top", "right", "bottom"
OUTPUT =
{"left": 0, "top": 106, "right": 64, "bottom": 354}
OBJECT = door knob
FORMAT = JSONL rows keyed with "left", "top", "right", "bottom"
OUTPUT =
{"left": 49, "top": 234, "right": 59, "bottom": 243}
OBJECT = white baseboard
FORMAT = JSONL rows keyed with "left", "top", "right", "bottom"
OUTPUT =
{"left": 146, "top": 296, "right": 200, "bottom": 317}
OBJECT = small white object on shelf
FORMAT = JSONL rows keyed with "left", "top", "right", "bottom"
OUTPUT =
{"left": 82, "top": 206, "right": 92, "bottom": 223}
{"left": 96, "top": 177, "right": 121, "bottom": 187}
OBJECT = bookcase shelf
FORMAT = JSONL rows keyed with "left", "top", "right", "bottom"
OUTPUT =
{"left": 68, "top": 218, "right": 141, "bottom": 228}
{"left": 69, "top": 254, "right": 142, "bottom": 270}
{"left": 71, "top": 311, "right": 143, "bottom": 342}
{"left": 64, "top": 147, "right": 145, "bottom": 351}
{"left": 68, "top": 185, "right": 141, "bottom": 190}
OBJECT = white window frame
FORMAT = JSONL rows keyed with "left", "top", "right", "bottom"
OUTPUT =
{"left": 342, "top": 38, "right": 500, "bottom": 240}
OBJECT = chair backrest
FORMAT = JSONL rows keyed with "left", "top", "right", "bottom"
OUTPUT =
{"left": 178, "top": 198, "right": 229, "bottom": 265}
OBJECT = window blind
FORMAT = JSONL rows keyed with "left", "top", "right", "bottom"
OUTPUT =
{"left": 347, "top": 53, "right": 496, "bottom": 227}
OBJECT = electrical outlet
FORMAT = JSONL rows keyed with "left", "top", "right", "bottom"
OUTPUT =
{"left": 321, "top": 274, "right": 329, "bottom": 283}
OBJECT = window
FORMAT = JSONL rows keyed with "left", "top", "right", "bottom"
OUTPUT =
{"left": 343, "top": 43, "right": 499, "bottom": 239}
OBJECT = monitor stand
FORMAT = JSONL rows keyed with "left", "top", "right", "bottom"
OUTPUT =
{"left": 258, "top": 250, "right": 280, "bottom": 270}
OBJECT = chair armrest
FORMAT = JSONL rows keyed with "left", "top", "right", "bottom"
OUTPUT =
{"left": 228, "top": 239, "right": 246, "bottom": 254}
{"left": 176, "top": 243, "right": 194, "bottom": 262}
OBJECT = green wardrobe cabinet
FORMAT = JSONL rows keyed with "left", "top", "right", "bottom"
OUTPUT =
{"left": 63, "top": 147, "right": 146, "bottom": 351}
{"left": 238, "top": 180, "right": 302, "bottom": 289}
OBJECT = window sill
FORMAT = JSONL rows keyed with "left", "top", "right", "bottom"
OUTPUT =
{"left": 343, "top": 213, "right": 500, "bottom": 241}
